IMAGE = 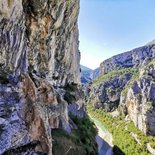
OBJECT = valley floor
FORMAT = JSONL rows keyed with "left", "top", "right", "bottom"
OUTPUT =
{"left": 87, "top": 105, "right": 155, "bottom": 155}
{"left": 89, "top": 115, "right": 113, "bottom": 155}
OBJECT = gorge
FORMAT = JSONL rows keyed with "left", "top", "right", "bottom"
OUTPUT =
{"left": 86, "top": 41, "right": 155, "bottom": 154}
{"left": 0, "top": 0, "right": 155, "bottom": 155}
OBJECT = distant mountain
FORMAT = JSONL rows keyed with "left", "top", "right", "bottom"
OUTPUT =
{"left": 81, "top": 65, "right": 92, "bottom": 71}
{"left": 80, "top": 65, "right": 92, "bottom": 84}
{"left": 91, "top": 67, "right": 99, "bottom": 79}
{"left": 145, "top": 39, "right": 155, "bottom": 46}
{"left": 80, "top": 65, "right": 100, "bottom": 84}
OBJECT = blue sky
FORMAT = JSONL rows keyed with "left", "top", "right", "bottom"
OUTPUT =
{"left": 78, "top": 0, "right": 155, "bottom": 69}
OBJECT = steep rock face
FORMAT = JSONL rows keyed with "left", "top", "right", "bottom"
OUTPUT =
{"left": 120, "top": 61, "right": 155, "bottom": 135}
{"left": 0, "top": 0, "right": 80, "bottom": 85}
{"left": 0, "top": 0, "right": 80, "bottom": 154}
{"left": 91, "top": 67, "right": 99, "bottom": 80}
{"left": 89, "top": 70, "right": 133, "bottom": 111}
{"left": 80, "top": 66, "right": 99, "bottom": 84}
{"left": 100, "top": 45, "right": 155, "bottom": 75}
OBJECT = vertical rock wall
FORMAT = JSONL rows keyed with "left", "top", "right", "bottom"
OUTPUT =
{"left": 0, "top": 0, "right": 81, "bottom": 154}
{"left": 0, "top": 0, "right": 80, "bottom": 85}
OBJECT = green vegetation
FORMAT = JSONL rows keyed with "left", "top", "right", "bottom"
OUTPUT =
{"left": 0, "top": 74, "right": 9, "bottom": 84}
{"left": 0, "top": 125, "right": 4, "bottom": 136}
{"left": 52, "top": 129, "right": 86, "bottom": 155}
{"left": 0, "top": 67, "right": 12, "bottom": 84}
{"left": 70, "top": 114, "right": 98, "bottom": 154}
{"left": 0, "top": 70, "right": 9, "bottom": 84}
{"left": 64, "top": 91, "right": 76, "bottom": 104}
{"left": 122, "top": 69, "right": 139, "bottom": 96}
{"left": 93, "top": 67, "right": 140, "bottom": 97}
{"left": 87, "top": 105, "right": 155, "bottom": 155}
{"left": 146, "top": 58, "right": 155, "bottom": 68}
{"left": 93, "top": 67, "right": 138, "bottom": 84}
{"left": 64, "top": 84, "right": 77, "bottom": 104}
{"left": 52, "top": 114, "right": 97, "bottom": 155}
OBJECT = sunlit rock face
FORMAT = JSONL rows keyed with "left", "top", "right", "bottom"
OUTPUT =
{"left": 0, "top": 0, "right": 80, "bottom": 154}
{"left": 122, "top": 64, "right": 155, "bottom": 136}
{"left": 0, "top": 0, "right": 80, "bottom": 85}
{"left": 100, "top": 45, "right": 155, "bottom": 75}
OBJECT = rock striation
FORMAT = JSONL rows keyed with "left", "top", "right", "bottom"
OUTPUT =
{"left": 0, "top": 0, "right": 81, "bottom": 154}
{"left": 121, "top": 61, "right": 155, "bottom": 135}
{"left": 0, "top": 0, "right": 80, "bottom": 86}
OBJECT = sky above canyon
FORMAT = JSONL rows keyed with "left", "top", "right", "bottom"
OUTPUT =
{"left": 79, "top": 0, "right": 155, "bottom": 69}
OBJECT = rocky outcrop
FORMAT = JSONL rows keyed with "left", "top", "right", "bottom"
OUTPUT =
{"left": 89, "top": 43, "right": 155, "bottom": 136}
{"left": 0, "top": 74, "right": 70, "bottom": 155}
{"left": 120, "top": 60, "right": 155, "bottom": 135}
{"left": 0, "top": 0, "right": 81, "bottom": 154}
{"left": 89, "top": 69, "right": 133, "bottom": 111}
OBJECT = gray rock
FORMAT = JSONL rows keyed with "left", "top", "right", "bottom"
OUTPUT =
{"left": 99, "top": 44, "right": 155, "bottom": 76}
{"left": 0, "top": 0, "right": 82, "bottom": 154}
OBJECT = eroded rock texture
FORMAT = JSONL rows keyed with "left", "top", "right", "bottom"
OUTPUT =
{"left": 121, "top": 61, "right": 155, "bottom": 135}
{"left": 0, "top": 0, "right": 80, "bottom": 85}
{"left": 0, "top": 0, "right": 80, "bottom": 154}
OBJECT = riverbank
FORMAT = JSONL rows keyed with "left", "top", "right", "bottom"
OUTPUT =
{"left": 88, "top": 114, "right": 113, "bottom": 155}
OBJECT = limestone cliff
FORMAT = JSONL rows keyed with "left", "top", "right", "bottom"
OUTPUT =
{"left": 0, "top": 0, "right": 80, "bottom": 85}
{"left": 89, "top": 43, "right": 155, "bottom": 136}
{"left": 0, "top": 0, "right": 81, "bottom": 154}
{"left": 120, "top": 60, "right": 155, "bottom": 135}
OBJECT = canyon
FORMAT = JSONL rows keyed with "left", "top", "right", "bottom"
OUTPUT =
{"left": 88, "top": 42, "right": 155, "bottom": 136}
{"left": 0, "top": 0, "right": 155, "bottom": 155}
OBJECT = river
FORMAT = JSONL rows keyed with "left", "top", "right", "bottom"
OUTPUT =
{"left": 89, "top": 115, "right": 113, "bottom": 155}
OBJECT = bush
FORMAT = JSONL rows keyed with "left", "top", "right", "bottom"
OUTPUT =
{"left": 52, "top": 114, "right": 98, "bottom": 155}
{"left": 64, "top": 83, "right": 77, "bottom": 104}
